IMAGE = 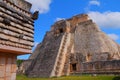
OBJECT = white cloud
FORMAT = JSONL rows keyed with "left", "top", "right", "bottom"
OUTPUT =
{"left": 88, "top": 11, "right": 120, "bottom": 28}
{"left": 89, "top": 0, "right": 100, "bottom": 6}
{"left": 85, "top": 0, "right": 100, "bottom": 12}
{"left": 25, "top": 0, "right": 52, "bottom": 13}
{"left": 108, "top": 34, "right": 119, "bottom": 40}
{"left": 56, "top": 18, "right": 65, "bottom": 22}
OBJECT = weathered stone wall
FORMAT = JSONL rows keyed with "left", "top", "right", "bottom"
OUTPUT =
{"left": 25, "top": 19, "right": 75, "bottom": 77}
{"left": 0, "top": 54, "right": 17, "bottom": 80}
{"left": 0, "top": 0, "right": 34, "bottom": 54}
{"left": 0, "top": 0, "right": 34, "bottom": 80}
{"left": 29, "top": 43, "right": 42, "bottom": 60}
{"left": 81, "top": 60, "right": 120, "bottom": 74}
{"left": 18, "top": 43, "right": 43, "bottom": 74}
{"left": 74, "top": 20, "right": 120, "bottom": 62}
{"left": 1, "top": 0, "right": 32, "bottom": 11}
{"left": 17, "top": 59, "right": 33, "bottom": 74}
{"left": 11, "top": 0, "right": 32, "bottom": 11}
{"left": 67, "top": 14, "right": 89, "bottom": 27}
{"left": 26, "top": 32, "right": 64, "bottom": 77}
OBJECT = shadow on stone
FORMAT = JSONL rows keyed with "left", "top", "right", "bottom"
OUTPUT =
{"left": 113, "top": 76, "right": 120, "bottom": 80}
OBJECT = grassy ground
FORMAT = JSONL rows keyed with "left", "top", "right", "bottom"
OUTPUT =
{"left": 16, "top": 75, "right": 120, "bottom": 80}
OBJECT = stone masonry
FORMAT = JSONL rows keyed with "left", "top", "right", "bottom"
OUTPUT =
{"left": 0, "top": 0, "right": 37, "bottom": 80}
{"left": 22, "top": 14, "right": 120, "bottom": 77}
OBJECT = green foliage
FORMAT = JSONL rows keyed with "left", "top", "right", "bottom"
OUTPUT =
{"left": 16, "top": 75, "right": 118, "bottom": 80}
{"left": 17, "top": 59, "right": 24, "bottom": 67}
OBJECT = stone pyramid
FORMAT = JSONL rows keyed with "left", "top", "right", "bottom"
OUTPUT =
{"left": 22, "top": 14, "right": 120, "bottom": 77}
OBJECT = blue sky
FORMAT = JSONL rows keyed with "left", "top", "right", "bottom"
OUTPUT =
{"left": 18, "top": 0, "right": 120, "bottom": 59}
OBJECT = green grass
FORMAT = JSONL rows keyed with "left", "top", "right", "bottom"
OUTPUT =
{"left": 16, "top": 75, "right": 119, "bottom": 80}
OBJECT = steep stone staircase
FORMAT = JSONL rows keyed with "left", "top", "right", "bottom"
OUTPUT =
{"left": 52, "top": 33, "right": 71, "bottom": 77}
{"left": 62, "top": 35, "right": 74, "bottom": 76}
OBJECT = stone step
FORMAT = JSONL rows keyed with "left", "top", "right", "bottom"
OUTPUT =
{"left": 55, "top": 70, "right": 59, "bottom": 75}
{"left": 63, "top": 42, "right": 66, "bottom": 45}
{"left": 62, "top": 45, "right": 65, "bottom": 48}
{"left": 60, "top": 49, "right": 63, "bottom": 53}
{"left": 60, "top": 53, "right": 63, "bottom": 56}
{"left": 57, "top": 61, "right": 61, "bottom": 65}
{"left": 59, "top": 56, "right": 62, "bottom": 60}
{"left": 56, "top": 66, "right": 60, "bottom": 70}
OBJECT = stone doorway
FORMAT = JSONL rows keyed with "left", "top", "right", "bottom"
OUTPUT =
{"left": 70, "top": 63, "right": 77, "bottom": 72}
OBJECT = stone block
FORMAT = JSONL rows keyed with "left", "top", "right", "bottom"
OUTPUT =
{"left": 11, "top": 73, "right": 16, "bottom": 80}
{"left": 0, "top": 71, "right": 4, "bottom": 77}
{"left": 0, "top": 78, "right": 4, "bottom": 80}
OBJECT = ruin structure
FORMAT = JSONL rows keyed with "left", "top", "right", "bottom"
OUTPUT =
{"left": 0, "top": 0, "right": 36, "bottom": 80}
{"left": 22, "top": 14, "right": 120, "bottom": 77}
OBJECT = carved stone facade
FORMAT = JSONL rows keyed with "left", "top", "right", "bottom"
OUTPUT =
{"left": 0, "top": 0, "right": 35, "bottom": 80}
{"left": 23, "top": 14, "right": 120, "bottom": 77}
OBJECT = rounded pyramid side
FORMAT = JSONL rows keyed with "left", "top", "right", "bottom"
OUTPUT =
{"left": 74, "top": 20, "right": 120, "bottom": 62}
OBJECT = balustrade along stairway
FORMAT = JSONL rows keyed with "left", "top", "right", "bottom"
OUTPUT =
{"left": 52, "top": 33, "right": 71, "bottom": 77}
